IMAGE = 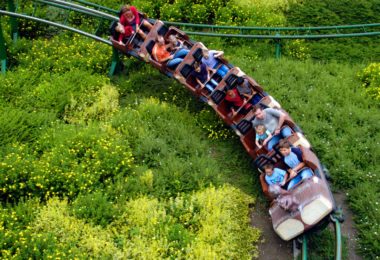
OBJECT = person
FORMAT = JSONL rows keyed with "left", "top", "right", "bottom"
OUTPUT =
{"left": 201, "top": 49, "right": 229, "bottom": 78}
{"left": 115, "top": 22, "right": 128, "bottom": 44}
{"left": 264, "top": 163, "right": 288, "bottom": 187}
{"left": 251, "top": 106, "right": 292, "bottom": 151}
{"left": 119, "top": 5, "right": 153, "bottom": 40}
{"left": 255, "top": 124, "right": 272, "bottom": 149}
{"left": 152, "top": 36, "right": 189, "bottom": 69}
{"left": 166, "top": 34, "right": 186, "bottom": 54}
{"left": 236, "top": 77, "right": 262, "bottom": 105}
{"left": 278, "top": 140, "right": 313, "bottom": 190}
{"left": 189, "top": 61, "right": 218, "bottom": 92}
{"left": 224, "top": 88, "right": 252, "bottom": 117}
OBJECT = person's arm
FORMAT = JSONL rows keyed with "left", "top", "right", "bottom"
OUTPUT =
{"left": 290, "top": 148, "right": 306, "bottom": 173}
{"left": 195, "top": 77, "right": 205, "bottom": 88}
{"left": 214, "top": 50, "right": 224, "bottom": 58}
{"left": 262, "top": 131, "right": 272, "bottom": 146}
{"left": 281, "top": 172, "right": 289, "bottom": 186}
{"left": 255, "top": 140, "right": 262, "bottom": 149}
{"left": 275, "top": 111, "right": 286, "bottom": 135}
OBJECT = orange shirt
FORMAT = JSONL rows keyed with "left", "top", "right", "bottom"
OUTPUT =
{"left": 152, "top": 44, "right": 171, "bottom": 63}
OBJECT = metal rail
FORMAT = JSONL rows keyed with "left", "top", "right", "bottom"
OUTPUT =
{"left": 0, "top": 10, "right": 112, "bottom": 45}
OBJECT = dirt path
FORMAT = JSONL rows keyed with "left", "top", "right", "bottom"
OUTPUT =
{"left": 250, "top": 192, "right": 361, "bottom": 260}
{"left": 333, "top": 192, "right": 362, "bottom": 260}
{"left": 250, "top": 200, "right": 293, "bottom": 260}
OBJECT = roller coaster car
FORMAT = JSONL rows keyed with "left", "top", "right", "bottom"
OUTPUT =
{"left": 138, "top": 21, "right": 193, "bottom": 60}
{"left": 255, "top": 145, "right": 335, "bottom": 241}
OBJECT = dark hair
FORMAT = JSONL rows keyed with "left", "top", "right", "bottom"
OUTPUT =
{"left": 278, "top": 139, "right": 291, "bottom": 149}
{"left": 236, "top": 77, "right": 244, "bottom": 85}
{"left": 121, "top": 5, "right": 131, "bottom": 14}
{"left": 252, "top": 105, "right": 261, "bottom": 114}
{"left": 264, "top": 163, "right": 274, "bottom": 170}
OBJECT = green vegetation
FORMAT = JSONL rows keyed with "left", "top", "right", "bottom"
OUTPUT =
{"left": 1, "top": 0, "right": 380, "bottom": 258}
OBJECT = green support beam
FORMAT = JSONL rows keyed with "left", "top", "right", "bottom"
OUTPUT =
{"left": 7, "top": 0, "right": 19, "bottom": 42}
{"left": 0, "top": 19, "right": 7, "bottom": 74}
{"left": 109, "top": 47, "right": 122, "bottom": 76}
{"left": 275, "top": 33, "right": 281, "bottom": 59}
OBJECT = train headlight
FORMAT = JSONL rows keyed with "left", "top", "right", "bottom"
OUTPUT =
{"left": 275, "top": 219, "right": 304, "bottom": 241}
{"left": 301, "top": 196, "right": 333, "bottom": 225}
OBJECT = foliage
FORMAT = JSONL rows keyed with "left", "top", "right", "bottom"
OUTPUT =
{"left": 283, "top": 39, "right": 311, "bottom": 60}
{"left": 284, "top": 0, "right": 380, "bottom": 62}
{"left": 15, "top": 33, "right": 111, "bottom": 74}
{"left": 357, "top": 63, "right": 380, "bottom": 101}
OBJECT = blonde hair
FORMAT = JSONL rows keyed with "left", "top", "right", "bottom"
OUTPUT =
{"left": 255, "top": 124, "right": 266, "bottom": 133}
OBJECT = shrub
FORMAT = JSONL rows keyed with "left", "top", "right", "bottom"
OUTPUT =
{"left": 357, "top": 63, "right": 380, "bottom": 101}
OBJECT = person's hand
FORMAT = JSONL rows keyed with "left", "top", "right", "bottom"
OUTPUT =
{"left": 274, "top": 128, "right": 281, "bottom": 135}
{"left": 289, "top": 169, "right": 297, "bottom": 178}
{"left": 263, "top": 140, "right": 268, "bottom": 146}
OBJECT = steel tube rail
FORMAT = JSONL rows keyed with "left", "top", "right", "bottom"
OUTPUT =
{"left": 0, "top": 10, "right": 112, "bottom": 45}
{"left": 70, "top": 0, "right": 118, "bottom": 14}
{"left": 35, "top": 0, "right": 115, "bottom": 20}
{"left": 39, "top": 0, "right": 118, "bottom": 21}
{"left": 165, "top": 21, "right": 380, "bottom": 31}
{"left": 183, "top": 30, "right": 380, "bottom": 39}
{"left": 53, "top": 1, "right": 380, "bottom": 35}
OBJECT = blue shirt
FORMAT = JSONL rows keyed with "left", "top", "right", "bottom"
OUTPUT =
{"left": 190, "top": 63, "right": 208, "bottom": 83}
{"left": 265, "top": 168, "right": 287, "bottom": 185}
{"left": 255, "top": 129, "right": 271, "bottom": 141}
{"left": 284, "top": 148, "right": 303, "bottom": 169}
{"left": 201, "top": 50, "right": 219, "bottom": 69}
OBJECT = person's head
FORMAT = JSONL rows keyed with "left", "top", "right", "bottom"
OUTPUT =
{"left": 115, "top": 22, "right": 125, "bottom": 34}
{"left": 252, "top": 106, "right": 265, "bottom": 120}
{"left": 156, "top": 35, "right": 165, "bottom": 46}
{"left": 121, "top": 5, "right": 135, "bottom": 20}
{"left": 236, "top": 77, "right": 244, "bottom": 85}
{"left": 226, "top": 89, "right": 236, "bottom": 97}
{"left": 167, "top": 34, "right": 178, "bottom": 45}
{"left": 279, "top": 140, "right": 291, "bottom": 156}
{"left": 255, "top": 124, "right": 266, "bottom": 135}
{"left": 193, "top": 61, "right": 201, "bottom": 72}
{"left": 202, "top": 49, "right": 210, "bottom": 59}
{"left": 264, "top": 163, "right": 274, "bottom": 176}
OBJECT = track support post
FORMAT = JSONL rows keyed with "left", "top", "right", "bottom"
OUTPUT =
{"left": 109, "top": 47, "right": 122, "bottom": 76}
{"left": 330, "top": 211, "right": 344, "bottom": 260}
{"left": 275, "top": 33, "right": 281, "bottom": 59}
{"left": 7, "top": 0, "right": 19, "bottom": 42}
{"left": 0, "top": 19, "right": 7, "bottom": 74}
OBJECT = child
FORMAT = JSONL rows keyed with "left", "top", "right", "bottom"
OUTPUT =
{"left": 119, "top": 5, "right": 153, "bottom": 40}
{"left": 278, "top": 140, "right": 313, "bottom": 190}
{"left": 225, "top": 88, "right": 252, "bottom": 117}
{"left": 264, "top": 163, "right": 288, "bottom": 187}
{"left": 255, "top": 124, "right": 272, "bottom": 149}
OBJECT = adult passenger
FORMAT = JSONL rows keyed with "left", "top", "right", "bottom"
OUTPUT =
{"left": 152, "top": 36, "right": 189, "bottom": 69}
{"left": 189, "top": 62, "right": 218, "bottom": 92}
{"left": 251, "top": 106, "right": 292, "bottom": 151}
{"left": 201, "top": 49, "right": 229, "bottom": 78}
{"left": 236, "top": 77, "right": 262, "bottom": 105}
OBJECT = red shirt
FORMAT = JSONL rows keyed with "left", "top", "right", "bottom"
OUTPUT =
{"left": 119, "top": 6, "right": 140, "bottom": 38}
{"left": 225, "top": 88, "right": 251, "bottom": 110}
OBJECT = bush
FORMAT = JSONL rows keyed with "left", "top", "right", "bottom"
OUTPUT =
{"left": 357, "top": 63, "right": 380, "bottom": 101}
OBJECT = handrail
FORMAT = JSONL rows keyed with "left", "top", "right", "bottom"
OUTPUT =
{"left": 0, "top": 10, "right": 112, "bottom": 45}
{"left": 182, "top": 30, "right": 380, "bottom": 39}
{"left": 30, "top": 0, "right": 380, "bottom": 40}
{"left": 35, "top": 0, "right": 116, "bottom": 21}
{"left": 64, "top": 0, "right": 380, "bottom": 34}
{"left": 36, "top": 0, "right": 117, "bottom": 21}
{"left": 165, "top": 21, "right": 380, "bottom": 32}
